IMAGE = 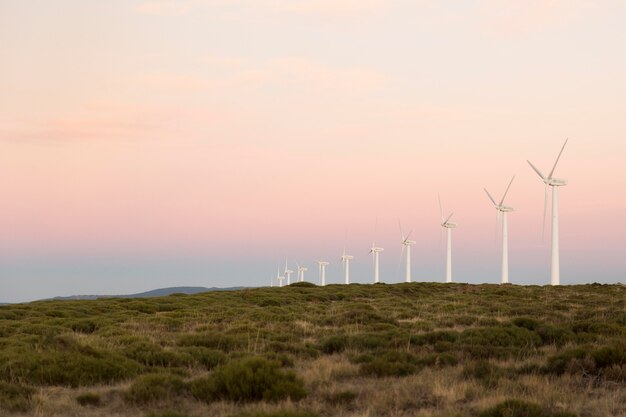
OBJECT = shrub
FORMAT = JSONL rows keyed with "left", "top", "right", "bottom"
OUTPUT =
{"left": 460, "top": 326, "right": 541, "bottom": 359}
{"left": 545, "top": 344, "right": 626, "bottom": 380}
{"left": 76, "top": 392, "right": 101, "bottom": 406}
{"left": 512, "top": 317, "right": 541, "bottom": 331}
{"left": 123, "top": 341, "right": 193, "bottom": 368}
{"left": 320, "top": 335, "right": 347, "bottom": 354}
{"left": 177, "top": 332, "right": 246, "bottom": 352}
{"left": 463, "top": 360, "right": 502, "bottom": 388}
{"left": 146, "top": 412, "right": 193, "bottom": 417}
{"left": 535, "top": 325, "right": 573, "bottom": 347}
{"left": 360, "top": 351, "right": 420, "bottom": 377}
{"left": 180, "top": 347, "right": 228, "bottom": 370}
{"left": 190, "top": 357, "right": 306, "bottom": 403}
{"left": 125, "top": 373, "right": 189, "bottom": 405}
{"left": 0, "top": 381, "right": 35, "bottom": 412}
{"left": 478, "top": 399, "right": 577, "bottom": 417}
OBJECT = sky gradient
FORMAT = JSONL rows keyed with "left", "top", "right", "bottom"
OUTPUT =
{"left": 2, "top": 1, "right": 626, "bottom": 302}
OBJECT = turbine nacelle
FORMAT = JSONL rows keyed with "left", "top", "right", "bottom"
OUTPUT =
{"left": 497, "top": 206, "right": 514, "bottom": 212}
{"left": 441, "top": 222, "right": 457, "bottom": 229}
{"left": 548, "top": 178, "right": 567, "bottom": 187}
{"left": 317, "top": 261, "right": 329, "bottom": 266}
{"left": 369, "top": 247, "right": 384, "bottom": 253}
{"left": 402, "top": 239, "right": 416, "bottom": 245}
{"left": 341, "top": 255, "right": 354, "bottom": 261}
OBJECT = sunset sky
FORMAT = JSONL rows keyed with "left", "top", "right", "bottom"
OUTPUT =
{"left": 1, "top": 1, "right": 626, "bottom": 302}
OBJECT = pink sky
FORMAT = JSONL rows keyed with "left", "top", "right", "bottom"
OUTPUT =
{"left": 1, "top": 1, "right": 625, "bottom": 301}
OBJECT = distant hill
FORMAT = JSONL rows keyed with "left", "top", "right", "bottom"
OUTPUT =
{"left": 47, "top": 286, "right": 245, "bottom": 301}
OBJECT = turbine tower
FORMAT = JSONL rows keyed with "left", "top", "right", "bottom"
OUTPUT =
{"left": 317, "top": 261, "right": 329, "bottom": 286}
{"left": 527, "top": 139, "right": 569, "bottom": 286}
{"left": 484, "top": 176, "right": 515, "bottom": 284}
{"left": 276, "top": 267, "right": 285, "bottom": 288}
{"left": 439, "top": 195, "right": 457, "bottom": 283}
{"left": 341, "top": 248, "right": 354, "bottom": 285}
{"left": 284, "top": 259, "right": 294, "bottom": 286}
{"left": 369, "top": 245, "right": 384, "bottom": 283}
{"left": 296, "top": 263, "right": 307, "bottom": 282}
{"left": 399, "top": 222, "right": 415, "bottom": 283}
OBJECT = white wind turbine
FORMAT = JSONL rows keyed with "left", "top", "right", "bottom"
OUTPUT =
{"left": 439, "top": 195, "right": 457, "bottom": 283}
{"left": 296, "top": 263, "right": 307, "bottom": 282}
{"left": 341, "top": 248, "right": 354, "bottom": 285}
{"left": 276, "top": 267, "right": 285, "bottom": 288}
{"left": 484, "top": 176, "right": 515, "bottom": 284}
{"left": 369, "top": 244, "right": 384, "bottom": 283}
{"left": 527, "top": 139, "right": 569, "bottom": 286}
{"left": 399, "top": 222, "right": 415, "bottom": 283}
{"left": 284, "top": 259, "right": 294, "bottom": 286}
{"left": 317, "top": 260, "right": 329, "bottom": 286}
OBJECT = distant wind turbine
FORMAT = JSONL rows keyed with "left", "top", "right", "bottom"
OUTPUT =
{"left": 484, "top": 176, "right": 515, "bottom": 284}
{"left": 439, "top": 195, "right": 457, "bottom": 283}
{"left": 284, "top": 259, "right": 294, "bottom": 286}
{"left": 341, "top": 248, "right": 354, "bottom": 285}
{"left": 317, "top": 261, "right": 329, "bottom": 286}
{"left": 296, "top": 263, "right": 307, "bottom": 282}
{"left": 276, "top": 267, "right": 285, "bottom": 288}
{"left": 527, "top": 139, "right": 569, "bottom": 286}
{"left": 399, "top": 221, "right": 415, "bottom": 283}
{"left": 369, "top": 245, "right": 384, "bottom": 283}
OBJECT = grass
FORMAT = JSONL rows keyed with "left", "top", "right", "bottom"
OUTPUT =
{"left": 0, "top": 282, "right": 623, "bottom": 416}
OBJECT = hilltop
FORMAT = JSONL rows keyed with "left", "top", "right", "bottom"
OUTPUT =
{"left": 47, "top": 286, "right": 245, "bottom": 301}
{"left": 0, "top": 282, "right": 624, "bottom": 417}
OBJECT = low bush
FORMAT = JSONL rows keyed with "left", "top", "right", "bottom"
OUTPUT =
{"left": 190, "top": 357, "right": 306, "bottom": 403}
{"left": 359, "top": 351, "right": 420, "bottom": 377}
{"left": 320, "top": 335, "right": 347, "bottom": 354}
{"left": 512, "top": 317, "right": 541, "bottom": 331}
{"left": 478, "top": 399, "right": 577, "bottom": 417}
{"left": 177, "top": 332, "right": 246, "bottom": 352}
{"left": 123, "top": 341, "right": 193, "bottom": 368}
{"left": 463, "top": 360, "right": 502, "bottom": 388}
{"left": 460, "top": 326, "right": 541, "bottom": 359}
{"left": 125, "top": 373, "right": 189, "bottom": 405}
{"left": 146, "top": 411, "right": 194, "bottom": 417}
{"left": 76, "top": 392, "right": 101, "bottom": 406}
{"left": 324, "top": 390, "right": 357, "bottom": 406}
{"left": 0, "top": 381, "right": 35, "bottom": 412}
{"left": 179, "top": 347, "right": 228, "bottom": 370}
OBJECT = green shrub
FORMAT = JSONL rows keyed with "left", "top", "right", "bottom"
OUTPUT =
{"left": 0, "top": 381, "right": 35, "bottom": 412}
{"left": 478, "top": 399, "right": 577, "bottom": 417}
{"left": 123, "top": 341, "right": 192, "bottom": 368}
{"left": 76, "top": 392, "right": 101, "bottom": 406}
{"left": 545, "top": 344, "right": 625, "bottom": 380}
{"left": 360, "top": 351, "right": 420, "bottom": 377}
{"left": 179, "top": 347, "right": 228, "bottom": 370}
{"left": 535, "top": 325, "right": 573, "bottom": 347}
{"left": 125, "top": 373, "right": 189, "bottom": 405}
{"left": 460, "top": 326, "right": 541, "bottom": 359}
{"left": 463, "top": 360, "right": 502, "bottom": 388}
{"left": 320, "top": 335, "right": 347, "bottom": 354}
{"left": 190, "top": 357, "right": 306, "bottom": 403}
{"left": 512, "top": 317, "right": 541, "bottom": 331}
{"left": 177, "top": 332, "right": 246, "bottom": 352}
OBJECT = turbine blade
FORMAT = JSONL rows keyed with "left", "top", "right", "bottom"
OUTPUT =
{"left": 495, "top": 209, "right": 499, "bottom": 245}
{"left": 499, "top": 176, "right": 515, "bottom": 206}
{"left": 405, "top": 229, "right": 413, "bottom": 241}
{"left": 527, "top": 160, "right": 546, "bottom": 180}
{"left": 484, "top": 188, "right": 497, "bottom": 206}
{"left": 398, "top": 218, "right": 405, "bottom": 241}
{"left": 548, "top": 138, "right": 568, "bottom": 180}
{"left": 438, "top": 194, "right": 444, "bottom": 223}
{"left": 445, "top": 212, "right": 454, "bottom": 223}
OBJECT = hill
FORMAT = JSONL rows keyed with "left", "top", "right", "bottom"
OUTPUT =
{"left": 48, "top": 286, "right": 245, "bottom": 301}
{"left": 0, "top": 282, "right": 624, "bottom": 417}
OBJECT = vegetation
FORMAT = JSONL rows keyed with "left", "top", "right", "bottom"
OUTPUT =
{"left": 0, "top": 282, "right": 623, "bottom": 416}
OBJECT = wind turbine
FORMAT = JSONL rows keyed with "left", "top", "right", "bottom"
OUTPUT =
{"left": 317, "top": 260, "right": 329, "bottom": 286}
{"left": 276, "top": 267, "right": 285, "bottom": 288}
{"left": 341, "top": 248, "right": 354, "bottom": 285}
{"left": 527, "top": 139, "right": 569, "bottom": 286}
{"left": 439, "top": 195, "right": 457, "bottom": 283}
{"left": 284, "top": 259, "right": 294, "bottom": 286}
{"left": 399, "top": 222, "right": 415, "bottom": 283}
{"left": 369, "top": 245, "right": 384, "bottom": 283}
{"left": 484, "top": 176, "right": 515, "bottom": 284}
{"left": 296, "top": 263, "right": 307, "bottom": 282}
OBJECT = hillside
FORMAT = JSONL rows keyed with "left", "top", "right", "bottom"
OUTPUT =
{"left": 48, "top": 286, "right": 245, "bottom": 301}
{"left": 0, "top": 283, "right": 624, "bottom": 417}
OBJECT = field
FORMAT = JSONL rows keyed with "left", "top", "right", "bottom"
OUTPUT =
{"left": 0, "top": 283, "right": 624, "bottom": 417}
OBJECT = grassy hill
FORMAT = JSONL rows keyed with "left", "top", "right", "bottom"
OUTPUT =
{"left": 0, "top": 283, "right": 624, "bottom": 417}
